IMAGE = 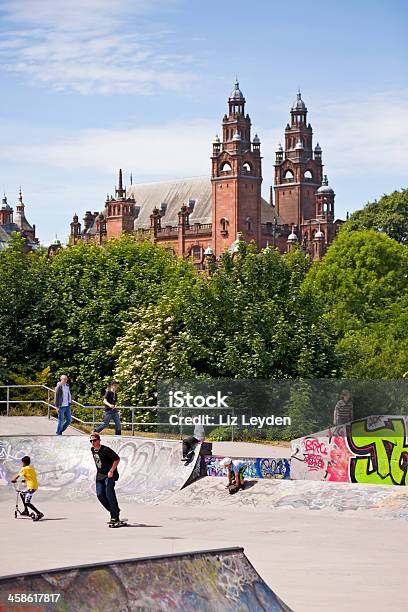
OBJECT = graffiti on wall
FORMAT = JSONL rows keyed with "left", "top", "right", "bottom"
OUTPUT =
{"left": 0, "top": 436, "right": 200, "bottom": 501}
{"left": 0, "top": 548, "right": 291, "bottom": 611}
{"left": 291, "top": 415, "right": 408, "bottom": 486}
{"left": 205, "top": 456, "right": 290, "bottom": 480}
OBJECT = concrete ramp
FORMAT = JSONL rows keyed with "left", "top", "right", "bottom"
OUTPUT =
{"left": 0, "top": 435, "right": 200, "bottom": 503}
{"left": 0, "top": 547, "right": 292, "bottom": 611}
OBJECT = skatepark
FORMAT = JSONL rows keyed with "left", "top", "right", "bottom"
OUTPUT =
{"left": 0, "top": 417, "right": 407, "bottom": 611}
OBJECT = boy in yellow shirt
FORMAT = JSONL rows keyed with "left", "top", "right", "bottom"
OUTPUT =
{"left": 11, "top": 456, "right": 44, "bottom": 521}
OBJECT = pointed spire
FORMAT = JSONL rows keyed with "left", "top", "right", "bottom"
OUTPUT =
{"left": 115, "top": 168, "right": 125, "bottom": 199}
{"left": 130, "top": 172, "right": 133, "bottom": 185}
{"left": 17, "top": 187, "right": 24, "bottom": 212}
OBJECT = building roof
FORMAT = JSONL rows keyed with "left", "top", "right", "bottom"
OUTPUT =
{"left": 127, "top": 176, "right": 279, "bottom": 229}
{"left": 14, "top": 211, "right": 34, "bottom": 232}
{"left": 292, "top": 91, "right": 307, "bottom": 111}
{"left": 0, "top": 225, "right": 10, "bottom": 249}
{"left": 229, "top": 80, "right": 245, "bottom": 102}
{"left": 1, "top": 222, "right": 21, "bottom": 235}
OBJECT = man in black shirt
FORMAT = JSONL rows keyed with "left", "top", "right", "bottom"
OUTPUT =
{"left": 93, "top": 381, "right": 121, "bottom": 436}
{"left": 90, "top": 432, "right": 121, "bottom": 524}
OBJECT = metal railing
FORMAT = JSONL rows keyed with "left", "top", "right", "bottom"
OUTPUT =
{"left": 0, "top": 384, "right": 161, "bottom": 436}
{"left": 0, "top": 385, "right": 238, "bottom": 439}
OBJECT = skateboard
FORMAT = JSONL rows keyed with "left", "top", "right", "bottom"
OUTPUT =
{"left": 107, "top": 518, "right": 128, "bottom": 528}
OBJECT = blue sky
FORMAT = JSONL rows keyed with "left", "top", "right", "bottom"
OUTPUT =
{"left": 0, "top": 0, "right": 406, "bottom": 244}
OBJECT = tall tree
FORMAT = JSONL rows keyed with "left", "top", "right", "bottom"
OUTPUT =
{"left": 0, "top": 234, "right": 49, "bottom": 378}
{"left": 304, "top": 230, "right": 408, "bottom": 378}
{"left": 44, "top": 235, "right": 196, "bottom": 400}
{"left": 114, "top": 244, "right": 339, "bottom": 405}
{"left": 343, "top": 188, "right": 408, "bottom": 245}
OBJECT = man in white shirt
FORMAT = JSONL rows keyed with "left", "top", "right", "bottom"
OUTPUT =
{"left": 54, "top": 374, "right": 72, "bottom": 435}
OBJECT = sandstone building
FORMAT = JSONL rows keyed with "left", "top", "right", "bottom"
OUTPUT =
{"left": 70, "top": 83, "right": 342, "bottom": 264}
{"left": 0, "top": 189, "right": 39, "bottom": 251}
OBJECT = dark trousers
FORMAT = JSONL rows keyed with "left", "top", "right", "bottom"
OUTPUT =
{"left": 95, "top": 409, "right": 121, "bottom": 435}
{"left": 182, "top": 436, "right": 198, "bottom": 458}
{"left": 96, "top": 477, "right": 120, "bottom": 519}
{"left": 20, "top": 491, "right": 41, "bottom": 516}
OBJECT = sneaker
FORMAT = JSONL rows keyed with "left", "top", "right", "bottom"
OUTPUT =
{"left": 36, "top": 512, "right": 44, "bottom": 521}
{"left": 109, "top": 517, "right": 120, "bottom": 524}
{"left": 20, "top": 509, "right": 30, "bottom": 516}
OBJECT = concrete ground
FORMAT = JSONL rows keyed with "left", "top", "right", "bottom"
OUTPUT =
{"left": 1, "top": 481, "right": 407, "bottom": 612}
{"left": 0, "top": 416, "right": 83, "bottom": 436}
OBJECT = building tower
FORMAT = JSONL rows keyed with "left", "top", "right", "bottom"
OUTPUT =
{"left": 105, "top": 168, "right": 136, "bottom": 240}
{"left": 211, "top": 80, "right": 262, "bottom": 257}
{"left": 14, "top": 188, "right": 36, "bottom": 242}
{"left": 0, "top": 195, "right": 13, "bottom": 226}
{"left": 274, "top": 91, "right": 323, "bottom": 228}
{"left": 70, "top": 213, "right": 81, "bottom": 244}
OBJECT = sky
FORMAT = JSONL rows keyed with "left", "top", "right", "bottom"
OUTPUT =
{"left": 0, "top": 0, "right": 407, "bottom": 244}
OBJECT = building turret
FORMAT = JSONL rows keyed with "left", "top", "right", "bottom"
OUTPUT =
{"left": 274, "top": 91, "right": 323, "bottom": 226}
{"left": 0, "top": 194, "right": 13, "bottom": 226}
{"left": 211, "top": 80, "right": 262, "bottom": 256}
{"left": 287, "top": 225, "right": 298, "bottom": 252}
{"left": 70, "top": 213, "right": 81, "bottom": 244}
{"left": 316, "top": 175, "right": 335, "bottom": 219}
{"left": 14, "top": 189, "right": 36, "bottom": 242}
{"left": 313, "top": 225, "right": 325, "bottom": 259}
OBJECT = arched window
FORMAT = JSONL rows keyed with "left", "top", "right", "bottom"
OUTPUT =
{"left": 191, "top": 245, "right": 202, "bottom": 262}
{"left": 246, "top": 216, "right": 252, "bottom": 231}
{"left": 284, "top": 169, "right": 294, "bottom": 181}
{"left": 242, "top": 161, "right": 252, "bottom": 173}
{"left": 220, "top": 217, "right": 229, "bottom": 235}
{"left": 220, "top": 161, "right": 232, "bottom": 172}
{"left": 304, "top": 170, "right": 313, "bottom": 180}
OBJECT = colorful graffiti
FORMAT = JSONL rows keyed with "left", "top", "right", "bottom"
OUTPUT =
{"left": 205, "top": 456, "right": 290, "bottom": 480}
{"left": 0, "top": 548, "right": 292, "bottom": 611}
{"left": 291, "top": 415, "right": 408, "bottom": 486}
{"left": 0, "top": 436, "right": 200, "bottom": 502}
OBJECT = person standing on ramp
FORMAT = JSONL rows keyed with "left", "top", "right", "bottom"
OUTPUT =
{"left": 90, "top": 433, "right": 121, "bottom": 525}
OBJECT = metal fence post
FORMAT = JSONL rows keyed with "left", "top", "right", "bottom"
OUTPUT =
{"left": 6, "top": 387, "right": 10, "bottom": 416}
{"left": 92, "top": 406, "right": 95, "bottom": 431}
{"left": 231, "top": 407, "right": 234, "bottom": 442}
{"left": 131, "top": 408, "right": 134, "bottom": 436}
{"left": 47, "top": 388, "right": 51, "bottom": 419}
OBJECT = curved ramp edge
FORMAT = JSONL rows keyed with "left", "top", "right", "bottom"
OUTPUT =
{"left": 0, "top": 547, "right": 293, "bottom": 611}
{"left": 0, "top": 435, "right": 201, "bottom": 502}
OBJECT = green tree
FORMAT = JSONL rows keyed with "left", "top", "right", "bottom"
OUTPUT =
{"left": 114, "top": 244, "right": 339, "bottom": 405}
{"left": 304, "top": 230, "right": 408, "bottom": 378}
{"left": 0, "top": 234, "right": 49, "bottom": 377}
{"left": 343, "top": 188, "right": 408, "bottom": 245}
{"left": 44, "top": 235, "right": 196, "bottom": 401}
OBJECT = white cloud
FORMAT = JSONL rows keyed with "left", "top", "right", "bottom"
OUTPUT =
{"left": 0, "top": 0, "right": 196, "bottom": 94}
{"left": 1, "top": 118, "right": 215, "bottom": 180}
{"left": 307, "top": 89, "right": 408, "bottom": 178}
{"left": 2, "top": 89, "right": 407, "bottom": 186}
